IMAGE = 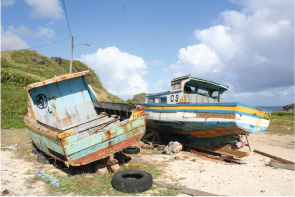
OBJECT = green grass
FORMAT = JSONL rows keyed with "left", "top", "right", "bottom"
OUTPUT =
{"left": 122, "top": 164, "right": 161, "bottom": 178}
{"left": 264, "top": 111, "right": 294, "bottom": 135}
{"left": 48, "top": 173, "right": 120, "bottom": 196}
{"left": 151, "top": 186, "right": 181, "bottom": 196}
{"left": 1, "top": 82, "right": 28, "bottom": 129}
{"left": 47, "top": 164, "right": 163, "bottom": 196}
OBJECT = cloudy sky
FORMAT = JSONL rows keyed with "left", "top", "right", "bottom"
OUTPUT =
{"left": 2, "top": 0, "right": 294, "bottom": 106}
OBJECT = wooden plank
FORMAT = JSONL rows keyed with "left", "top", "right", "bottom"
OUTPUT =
{"left": 214, "top": 146, "right": 249, "bottom": 157}
{"left": 269, "top": 159, "right": 295, "bottom": 171}
{"left": 184, "top": 143, "right": 246, "bottom": 158}
{"left": 254, "top": 149, "right": 295, "bottom": 164}
{"left": 190, "top": 150, "right": 246, "bottom": 164}
{"left": 190, "top": 149, "right": 225, "bottom": 162}
{"left": 153, "top": 180, "right": 220, "bottom": 196}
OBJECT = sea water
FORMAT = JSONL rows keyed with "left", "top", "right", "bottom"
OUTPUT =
{"left": 256, "top": 106, "right": 283, "bottom": 112}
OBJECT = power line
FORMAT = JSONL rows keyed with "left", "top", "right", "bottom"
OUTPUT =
{"left": 27, "top": 37, "right": 71, "bottom": 49}
{"left": 61, "top": 0, "right": 73, "bottom": 36}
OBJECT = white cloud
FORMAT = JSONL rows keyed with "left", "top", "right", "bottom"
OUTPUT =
{"left": 2, "top": 0, "right": 16, "bottom": 6}
{"left": 168, "top": 0, "right": 294, "bottom": 105}
{"left": 151, "top": 78, "right": 171, "bottom": 94}
{"left": 1, "top": 27, "right": 29, "bottom": 50}
{"left": 170, "top": 44, "right": 221, "bottom": 78}
{"left": 25, "top": 0, "right": 63, "bottom": 19}
{"left": 7, "top": 25, "right": 33, "bottom": 36}
{"left": 223, "top": 86, "right": 294, "bottom": 106}
{"left": 6, "top": 25, "right": 55, "bottom": 38}
{"left": 195, "top": 25, "right": 240, "bottom": 60}
{"left": 36, "top": 26, "right": 55, "bottom": 38}
{"left": 80, "top": 47, "right": 148, "bottom": 99}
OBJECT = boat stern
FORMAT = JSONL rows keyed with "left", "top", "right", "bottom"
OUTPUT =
{"left": 235, "top": 104, "right": 271, "bottom": 133}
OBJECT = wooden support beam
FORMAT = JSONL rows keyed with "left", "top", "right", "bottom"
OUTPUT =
{"left": 190, "top": 150, "right": 225, "bottom": 162}
{"left": 190, "top": 150, "right": 246, "bottom": 164}
{"left": 213, "top": 146, "right": 249, "bottom": 157}
{"left": 244, "top": 134, "right": 252, "bottom": 152}
{"left": 153, "top": 180, "right": 220, "bottom": 196}
{"left": 254, "top": 149, "right": 294, "bottom": 164}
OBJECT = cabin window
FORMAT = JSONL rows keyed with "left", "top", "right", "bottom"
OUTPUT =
{"left": 160, "top": 97, "right": 167, "bottom": 103}
{"left": 147, "top": 98, "right": 155, "bottom": 103}
{"left": 184, "top": 85, "right": 196, "bottom": 93}
{"left": 211, "top": 91, "right": 219, "bottom": 97}
{"left": 172, "top": 82, "right": 181, "bottom": 90}
{"left": 198, "top": 89, "right": 209, "bottom": 96}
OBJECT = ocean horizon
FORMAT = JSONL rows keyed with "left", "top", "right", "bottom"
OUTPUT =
{"left": 255, "top": 106, "right": 283, "bottom": 112}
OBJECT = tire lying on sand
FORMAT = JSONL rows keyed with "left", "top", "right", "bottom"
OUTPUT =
{"left": 111, "top": 170, "right": 152, "bottom": 193}
{"left": 37, "top": 151, "right": 50, "bottom": 164}
{"left": 32, "top": 143, "right": 39, "bottom": 155}
{"left": 122, "top": 146, "right": 140, "bottom": 154}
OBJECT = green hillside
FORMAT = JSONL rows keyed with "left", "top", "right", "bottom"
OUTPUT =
{"left": 1, "top": 49, "right": 123, "bottom": 129}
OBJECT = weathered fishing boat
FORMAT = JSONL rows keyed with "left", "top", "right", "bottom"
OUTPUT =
{"left": 140, "top": 75, "right": 271, "bottom": 156}
{"left": 24, "top": 70, "right": 145, "bottom": 167}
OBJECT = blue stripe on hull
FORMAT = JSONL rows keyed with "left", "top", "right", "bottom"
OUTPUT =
{"left": 146, "top": 108, "right": 264, "bottom": 119}
{"left": 140, "top": 102, "right": 272, "bottom": 113}
{"left": 237, "top": 122, "right": 268, "bottom": 133}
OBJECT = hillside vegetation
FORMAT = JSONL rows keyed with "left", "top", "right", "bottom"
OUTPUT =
{"left": 126, "top": 92, "right": 147, "bottom": 103}
{"left": 1, "top": 49, "right": 123, "bottom": 129}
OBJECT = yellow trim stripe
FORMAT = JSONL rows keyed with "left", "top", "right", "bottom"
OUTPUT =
{"left": 171, "top": 76, "right": 189, "bottom": 82}
{"left": 145, "top": 105, "right": 267, "bottom": 116}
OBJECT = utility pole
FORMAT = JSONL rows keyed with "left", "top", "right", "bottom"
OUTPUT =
{"left": 69, "top": 36, "right": 90, "bottom": 73}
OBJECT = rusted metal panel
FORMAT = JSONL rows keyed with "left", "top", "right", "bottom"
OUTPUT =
{"left": 63, "top": 117, "right": 144, "bottom": 155}
{"left": 68, "top": 127, "right": 145, "bottom": 166}
{"left": 24, "top": 70, "right": 146, "bottom": 167}
{"left": 57, "top": 130, "right": 77, "bottom": 139}
{"left": 24, "top": 70, "right": 90, "bottom": 90}
{"left": 28, "top": 76, "right": 97, "bottom": 129}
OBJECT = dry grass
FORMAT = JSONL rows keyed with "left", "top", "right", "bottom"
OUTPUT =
{"left": 265, "top": 112, "right": 294, "bottom": 135}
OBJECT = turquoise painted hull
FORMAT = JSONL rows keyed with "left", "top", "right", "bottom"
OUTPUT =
{"left": 143, "top": 102, "right": 271, "bottom": 150}
{"left": 24, "top": 71, "right": 146, "bottom": 167}
{"left": 26, "top": 115, "right": 145, "bottom": 166}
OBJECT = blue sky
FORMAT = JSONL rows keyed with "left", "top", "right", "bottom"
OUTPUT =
{"left": 2, "top": 0, "right": 294, "bottom": 106}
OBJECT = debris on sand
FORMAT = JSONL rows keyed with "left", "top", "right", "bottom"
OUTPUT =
{"left": 164, "top": 141, "right": 183, "bottom": 155}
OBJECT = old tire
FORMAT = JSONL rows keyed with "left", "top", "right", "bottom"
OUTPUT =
{"left": 122, "top": 146, "right": 140, "bottom": 154}
{"left": 37, "top": 151, "right": 50, "bottom": 164}
{"left": 111, "top": 170, "right": 152, "bottom": 193}
{"left": 32, "top": 143, "right": 39, "bottom": 155}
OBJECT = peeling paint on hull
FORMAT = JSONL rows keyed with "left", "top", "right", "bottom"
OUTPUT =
{"left": 139, "top": 75, "right": 271, "bottom": 151}
{"left": 24, "top": 71, "right": 146, "bottom": 167}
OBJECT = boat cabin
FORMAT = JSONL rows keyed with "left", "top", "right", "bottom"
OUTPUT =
{"left": 146, "top": 75, "right": 229, "bottom": 104}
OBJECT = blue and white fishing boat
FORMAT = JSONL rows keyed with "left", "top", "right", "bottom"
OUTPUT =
{"left": 140, "top": 75, "right": 271, "bottom": 156}
{"left": 24, "top": 70, "right": 145, "bottom": 167}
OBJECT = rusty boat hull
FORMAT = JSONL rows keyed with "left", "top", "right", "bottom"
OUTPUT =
{"left": 24, "top": 71, "right": 145, "bottom": 167}
{"left": 140, "top": 75, "right": 271, "bottom": 151}
{"left": 142, "top": 102, "right": 271, "bottom": 149}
